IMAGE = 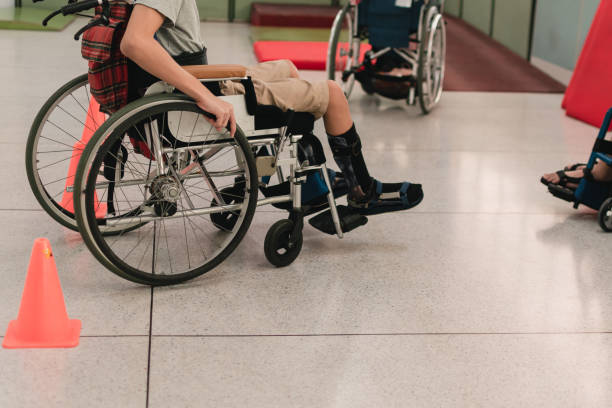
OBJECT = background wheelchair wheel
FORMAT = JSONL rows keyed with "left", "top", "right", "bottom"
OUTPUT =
{"left": 326, "top": 2, "right": 360, "bottom": 98}
{"left": 74, "top": 95, "right": 259, "bottom": 286}
{"left": 210, "top": 185, "right": 245, "bottom": 231}
{"left": 417, "top": 5, "right": 446, "bottom": 114}
{"left": 264, "top": 219, "right": 303, "bottom": 267}
{"left": 598, "top": 198, "right": 612, "bottom": 232}
{"left": 25, "top": 74, "right": 94, "bottom": 231}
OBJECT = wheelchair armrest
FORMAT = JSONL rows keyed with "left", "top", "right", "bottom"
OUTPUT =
{"left": 183, "top": 64, "right": 248, "bottom": 79}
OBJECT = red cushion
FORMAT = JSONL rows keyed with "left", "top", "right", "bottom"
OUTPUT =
{"left": 250, "top": 3, "right": 340, "bottom": 28}
{"left": 253, "top": 41, "right": 371, "bottom": 71}
{"left": 563, "top": 1, "right": 612, "bottom": 128}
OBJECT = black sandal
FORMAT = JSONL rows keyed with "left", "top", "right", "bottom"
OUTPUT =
{"left": 564, "top": 163, "right": 587, "bottom": 171}
{"left": 540, "top": 169, "right": 583, "bottom": 188}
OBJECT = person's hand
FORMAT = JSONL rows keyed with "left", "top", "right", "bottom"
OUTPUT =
{"left": 195, "top": 93, "right": 236, "bottom": 137}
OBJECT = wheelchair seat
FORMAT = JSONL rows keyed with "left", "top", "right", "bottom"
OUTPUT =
{"left": 254, "top": 105, "right": 315, "bottom": 134}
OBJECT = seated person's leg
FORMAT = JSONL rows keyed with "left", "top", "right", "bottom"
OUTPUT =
{"left": 246, "top": 60, "right": 299, "bottom": 82}
{"left": 222, "top": 71, "right": 424, "bottom": 214}
{"left": 324, "top": 81, "right": 423, "bottom": 214}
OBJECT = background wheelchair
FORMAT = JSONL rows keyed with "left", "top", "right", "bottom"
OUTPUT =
{"left": 326, "top": 0, "right": 446, "bottom": 114}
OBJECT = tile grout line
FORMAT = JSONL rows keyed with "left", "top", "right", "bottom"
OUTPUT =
{"left": 0, "top": 208, "right": 590, "bottom": 216}
{"left": 3, "top": 331, "right": 612, "bottom": 341}
{"left": 149, "top": 331, "right": 612, "bottom": 338}
{"left": 0, "top": 209, "right": 45, "bottom": 212}
{"left": 145, "top": 286, "right": 154, "bottom": 408}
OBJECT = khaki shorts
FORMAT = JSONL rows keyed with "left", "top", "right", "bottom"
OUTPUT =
{"left": 220, "top": 60, "right": 330, "bottom": 120}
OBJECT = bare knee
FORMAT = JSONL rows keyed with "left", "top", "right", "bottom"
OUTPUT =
{"left": 327, "top": 80, "right": 344, "bottom": 102}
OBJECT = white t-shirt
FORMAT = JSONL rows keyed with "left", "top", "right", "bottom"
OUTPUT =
{"left": 134, "top": 0, "right": 204, "bottom": 56}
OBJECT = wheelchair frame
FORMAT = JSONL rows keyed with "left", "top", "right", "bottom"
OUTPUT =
{"left": 26, "top": 0, "right": 364, "bottom": 286}
{"left": 65, "top": 72, "right": 359, "bottom": 285}
{"left": 326, "top": 0, "right": 446, "bottom": 114}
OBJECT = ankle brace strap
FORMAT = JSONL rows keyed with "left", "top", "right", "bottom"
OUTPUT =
{"left": 327, "top": 125, "right": 362, "bottom": 157}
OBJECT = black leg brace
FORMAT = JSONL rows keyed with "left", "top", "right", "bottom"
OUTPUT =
{"left": 327, "top": 124, "right": 372, "bottom": 196}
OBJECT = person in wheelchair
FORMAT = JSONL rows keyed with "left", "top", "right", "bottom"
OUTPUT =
{"left": 120, "top": 0, "right": 424, "bottom": 215}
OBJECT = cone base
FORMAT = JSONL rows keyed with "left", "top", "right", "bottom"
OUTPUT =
{"left": 2, "top": 319, "right": 81, "bottom": 349}
{"left": 60, "top": 192, "right": 108, "bottom": 219}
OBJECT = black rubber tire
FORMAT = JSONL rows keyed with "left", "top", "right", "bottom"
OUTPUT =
{"left": 25, "top": 74, "right": 89, "bottom": 231}
{"left": 264, "top": 219, "right": 303, "bottom": 267}
{"left": 210, "top": 186, "right": 245, "bottom": 231}
{"left": 417, "top": 5, "right": 445, "bottom": 115}
{"left": 326, "top": 3, "right": 350, "bottom": 80}
{"left": 74, "top": 94, "right": 259, "bottom": 286}
{"left": 326, "top": 3, "right": 358, "bottom": 98}
{"left": 598, "top": 197, "right": 612, "bottom": 232}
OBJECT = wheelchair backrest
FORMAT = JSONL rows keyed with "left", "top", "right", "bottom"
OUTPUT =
{"left": 358, "top": 0, "right": 424, "bottom": 48}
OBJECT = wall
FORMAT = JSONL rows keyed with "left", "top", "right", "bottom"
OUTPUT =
{"left": 462, "top": 0, "right": 492, "bottom": 34}
{"left": 197, "top": 1, "right": 228, "bottom": 21}
{"left": 444, "top": 0, "right": 461, "bottom": 17}
{"left": 235, "top": 0, "right": 332, "bottom": 21}
{"left": 491, "top": 0, "right": 533, "bottom": 58}
{"left": 1, "top": 0, "right": 13, "bottom": 8}
{"left": 531, "top": 0, "right": 599, "bottom": 71}
{"left": 457, "top": 0, "right": 534, "bottom": 58}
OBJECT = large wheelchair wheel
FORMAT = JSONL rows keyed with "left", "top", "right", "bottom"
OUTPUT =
{"left": 25, "top": 74, "right": 97, "bottom": 231}
{"left": 326, "top": 2, "right": 361, "bottom": 98}
{"left": 73, "top": 94, "right": 259, "bottom": 286}
{"left": 417, "top": 4, "right": 446, "bottom": 114}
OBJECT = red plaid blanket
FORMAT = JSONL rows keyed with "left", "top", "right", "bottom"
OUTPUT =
{"left": 81, "top": 3, "right": 132, "bottom": 114}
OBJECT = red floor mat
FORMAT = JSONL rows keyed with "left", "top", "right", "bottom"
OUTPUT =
{"left": 253, "top": 41, "right": 372, "bottom": 71}
{"left": 443, "top": 15, "right": 565, "bottom": 93}
{"left": 250, "top": 3, "right": 339, "bottom": 28}
{"left": 562, "top": 1, "right": 612, "bottom": 128}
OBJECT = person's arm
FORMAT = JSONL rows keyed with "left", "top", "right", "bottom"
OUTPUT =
{"left": 120, "top": 4, "right": 236, "bottom": 136}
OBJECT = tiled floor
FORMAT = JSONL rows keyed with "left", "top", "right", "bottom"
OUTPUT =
{"left": 1, "top": 20, "right": 611, "bottom": 408}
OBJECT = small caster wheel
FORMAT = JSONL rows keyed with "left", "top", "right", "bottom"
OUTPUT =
{"left": 210, "top": 187, "right": 244, "bottom": 231}
{"left": 598, "top": 197, "right": 612, "bottom": 232}
{"left": 264, "top": 219, "right": 303, "bottom": 267}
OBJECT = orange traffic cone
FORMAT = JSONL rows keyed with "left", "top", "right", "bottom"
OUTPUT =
{"left": 59, "top": 97, "right": 107, "bottom": 218}
{"left": 3, "top": 238, "right": 81, "bottom": 349}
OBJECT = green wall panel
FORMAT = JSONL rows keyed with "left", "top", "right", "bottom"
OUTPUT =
{"left": 462, "top": 0, "right": 492, "bottom": 34}
{"left": 577, "top": 0, "right": 600, "bottom": 56}
{"left": 26, "top": 0, "right": 65, "bottom": 10}
{"left": 196, "top": 0, "right": 228, "bottom": 21}
{"left": 444, "top": 0, "right": 461, "bottom": 17}
{"left": 491, "top": 0, "right": 532, "bottom": 58}
{"left": 235, "top": 0, "right": 332, "bottom": 22}
{"left": 25, "top": 0, "right": 228, "bottom": 21}
{"left": 531, "top": 0, "right": 592, "bottom": 70}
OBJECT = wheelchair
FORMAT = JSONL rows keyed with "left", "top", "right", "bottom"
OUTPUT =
{"left": 26, "top": 1, "right": 370, "bottom": 286}
{"left": 326, "top": 0, "right": 446, "bottom": 114}
{"left": 547, "top": 107, "right": 612, "bottom": 232}
{"left": 34, "top": 65, "right": 368, "bottom": 286}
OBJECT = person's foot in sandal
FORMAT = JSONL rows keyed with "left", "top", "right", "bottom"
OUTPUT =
{"left": 541, "top": 160, "right": 612, "bottom": 189}
{"left": 563, "top": 163, "right": 586, "bottom": 171}
{"left": 540, "top": 168, "right": 584, "bottom": 188}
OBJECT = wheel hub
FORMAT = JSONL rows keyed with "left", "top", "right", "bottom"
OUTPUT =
{"left": 150, "top": 175, "right": 181, "bottom": 203}
{"left": 150, "top": 175, "right": 180, "bottom": 217}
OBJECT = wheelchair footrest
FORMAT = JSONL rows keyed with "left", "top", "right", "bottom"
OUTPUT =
{"left": 308, "top": 205, "right": 368, "bottom": 235}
